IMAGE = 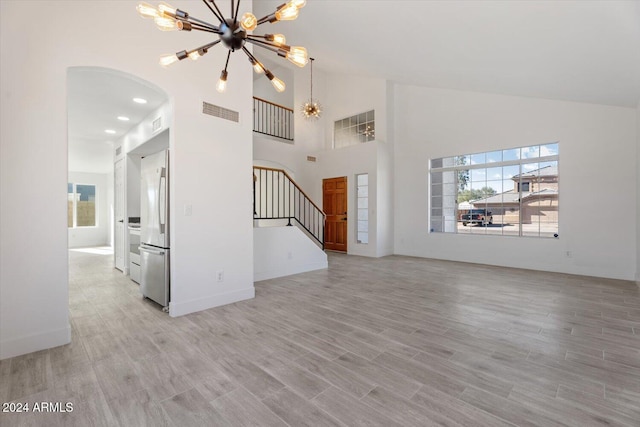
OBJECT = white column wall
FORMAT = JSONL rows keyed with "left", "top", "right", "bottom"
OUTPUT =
{"left": 394, "top": 85, "right": 637, "bottom": 281}
{"left": 0, "top": 0, "right": 254, "bottom": 359}
{"left": 636, "top": 100, "right": 640, "bottom": 283}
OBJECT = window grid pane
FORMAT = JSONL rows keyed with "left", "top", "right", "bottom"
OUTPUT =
{"left": 334, "top": 110, "right": 375, "bottom": 148}
{"left": 430, "top": 143, "right": 558, "bottom": 238}
{"left": 356, "top": 174, "right": 369, "bottom": 244}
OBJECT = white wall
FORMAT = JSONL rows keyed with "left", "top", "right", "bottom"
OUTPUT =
{"left": 254, "top": 72, "right": 395, "bottom": 258}
{"left": 637, "top": 100, "right": 640, "bottom": 283}
{"left": 254, "top": 226, "right": 328, "bottom": 281}
{"left": 1, "top": 0, "right": 254, "bottom": 359}
{"left": 394, "top": 85, "right": 637, "bottom": 281}
{"left": 252, "top": 62, "right": 328, "bottom": 177}
{"left": 305, "top": 142, "right": 382, "bottom": 257}
{"left": 68, "top": 171, "right": 110, "bottom": 248}
{"left": 321, "top": 74, "right": 389, "bottom": 149}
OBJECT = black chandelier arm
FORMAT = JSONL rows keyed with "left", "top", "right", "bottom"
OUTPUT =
{"left": 202, "top": 0, "right": 225, "bottom": 23}
{"left": 246, "top": 38, "right": 290, "bottom": 53}
{"left": 256, "top": 14, "right": 276, "bottom": 26}
{"left": 186, "top": 22, "right": 222, "bottom": 34}
{"left": 232, "top": 0, "right": 241, "bottom": 24}
{"left": 246, "top": 39, "right": 281, "bottom": 56}
{"left": 223, "top": 49, "right": 231, "bottom": 72}
{"left": 241, "top": 46, "right": 262, "bottom": 66}
{"left": 247, "top": 35, "right": 283, "bottom": 45}
{"left": 187, "top": 40, "right": 222, "bottom": 55}
{"left": 183, "top": 15, "right": 220, "bottom": 32}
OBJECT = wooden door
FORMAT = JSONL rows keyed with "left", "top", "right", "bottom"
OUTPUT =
{"left": 323, "top": 177, "right": 348, "bottom": 252}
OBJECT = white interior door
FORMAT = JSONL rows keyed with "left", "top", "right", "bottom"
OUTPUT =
{"left": 114, "top": 158, "right": 125, "bottom": 271}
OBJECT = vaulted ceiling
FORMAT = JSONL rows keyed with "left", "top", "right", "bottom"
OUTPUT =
{"left": 254, "top": 0, "right": 640, "bottom": 107}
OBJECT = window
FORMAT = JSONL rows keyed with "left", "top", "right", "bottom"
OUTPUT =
{"left": 68, "top": 183, "right": 97, "bottom": 228}
{"left": 356, "top": 174, "right": 369, "bottom": 244}
{"left": 334, "top": 110, "right": 375, "bottom": 149}
{"left": 430, "top": 143, "right": 558, "bottom": 238}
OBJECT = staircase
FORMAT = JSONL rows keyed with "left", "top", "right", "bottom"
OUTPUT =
{"left": 253, "top": 166, "right": 325, "bottom": 250}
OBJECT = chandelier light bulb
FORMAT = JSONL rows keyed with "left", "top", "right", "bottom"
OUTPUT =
{"left": 157, "top": 2, "right": 177, "bottom": 18}
{"left": 286, "top": 46, "right": 308, "bottom": 67}
{"left": 136, "top": 2, "right": 159, "bottom": 19}
{"left": 252, "top": 61, "right": 264, "bottom": 74}
{"left": 188, "top": 51, "right": 201, "bottom": 60}
{"left": 275, "top": 3, "right": 300, "bottom": 21}
{"left": 270, "top": 76, "right": 286, "bottom": 92}
{"left": 291, "top": 0, "right": 307, "bottom": 8}
{"left": 268, "top": 34, "right": 286, "bottom": 46}
{"left": 154, "top": 16, "right": 179, "bottom": 31}
{"left": 216, "top": 70, "right": 228, "bottom": 93}
{"left": 240, "top": 12, "right": 258, "bottom": 31}
{"left": 159, "top": 53, "right": 180, "bottom": 67}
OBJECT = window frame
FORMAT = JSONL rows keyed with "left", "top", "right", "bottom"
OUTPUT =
{"left": 333, "top": 110, "right": 375, "bottom": 149}
{"left": 68, "top": 182, "right": 98, "bottom": 228}
{"left": 429, "top": 143, "right": 559, "bottom": 238}
{"left": 355, "top": 173, "right": 369, "bottom": 244}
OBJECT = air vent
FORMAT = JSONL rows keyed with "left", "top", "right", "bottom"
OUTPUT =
{"left": 152, "top": 117, "right": 162, "bottom": 133}
{"left": 203, "top": 101, "right": 239, "bottom": 123}
{"left": 115, "top": 146, "right": 122, "bottom": 156}
{"left": 306, "top": 156, "right": 317, "bottom": 162}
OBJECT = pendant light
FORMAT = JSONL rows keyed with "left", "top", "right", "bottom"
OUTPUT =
{"left": 137, "top": 0, "right": 309, "bottom": 93}
{"left": 302, "top": 58, "right": 322, "bottom": 120}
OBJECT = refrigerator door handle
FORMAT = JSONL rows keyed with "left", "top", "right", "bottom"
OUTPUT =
{"left": 158, "top": 167, "right": 166, "bottom": 235}
{"left": 139, "top": 246, "right": 165, "bottom": 255}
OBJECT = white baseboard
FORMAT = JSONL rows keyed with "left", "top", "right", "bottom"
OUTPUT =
{"left": 168, "top": 287, "right": 255, "bottom": 317}
{"left": 254, "top": 261, "right": 328, "bottom": 282}
{"left": 0, "top": 325, "right": 71, "bottom": 360}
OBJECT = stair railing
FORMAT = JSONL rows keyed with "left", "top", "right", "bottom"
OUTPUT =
{"left": 253, "top": 97, "right": 294, "bottom": 141}
{"left": 253, "top": 166, "right": 325, "bottom": 249}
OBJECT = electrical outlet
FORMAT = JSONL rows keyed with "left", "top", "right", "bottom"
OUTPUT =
{"left": 184, "top": 204, "right": 192, "bottom": 216}
{"left": 216, "top": 270, "right": 224, "bottom": 282}
{"left": 565, "top": 251, "right": 572, "bottom": 258}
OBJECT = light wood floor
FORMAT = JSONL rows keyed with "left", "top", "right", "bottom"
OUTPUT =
{"left": 1, "top": 251, "right": 640, "bottom": 426}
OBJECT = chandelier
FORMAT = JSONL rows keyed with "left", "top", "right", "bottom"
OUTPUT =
{"left": 136, "top": 0, "right": 309, "bottom": 93}
{"left": 302, "top": 57, "right": 321, "bottom": 120}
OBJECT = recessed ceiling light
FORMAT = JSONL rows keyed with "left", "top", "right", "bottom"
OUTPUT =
{"left": 133, "top": 97, "right": 147, "bottom": 104}
{"left": 105, "top": 129, "right": 116, "bottom": 134}
{"left": 117, "top": 116, "right": 130, "bottom": 121}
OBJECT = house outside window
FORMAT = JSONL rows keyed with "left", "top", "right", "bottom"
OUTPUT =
{"left": 430, "top": 143, "right": 558, "bottom": 238}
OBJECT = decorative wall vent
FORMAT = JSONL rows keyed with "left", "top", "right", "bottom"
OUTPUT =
{"left": 306, "top": 156, "right": 317, "bottom": 162}
{"left": 152, "top": 116, "right": 162, "bottom": 133}
{"left": 115, "top": 146, "right": 122, "bottom": 156}
{"left": 203, "top": 102, "right": 239, "bottom": 123}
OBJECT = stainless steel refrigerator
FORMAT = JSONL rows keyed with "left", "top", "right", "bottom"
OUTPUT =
{"left": 140, "top": 149, "right": 170, "bottom": 310}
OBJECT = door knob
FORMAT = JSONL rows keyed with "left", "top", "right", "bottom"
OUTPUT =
{"left": 118, "top": 220, "right": 124, "bottom": 223}
{"left": 342, "top": 218, "right": 348, "bottom": 221}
